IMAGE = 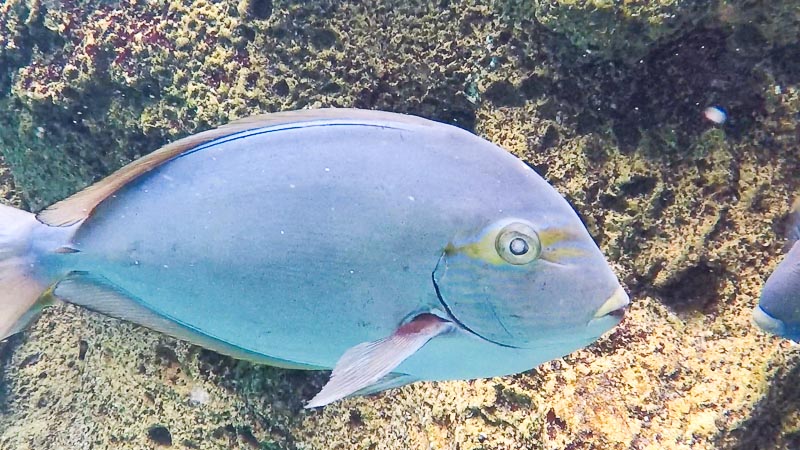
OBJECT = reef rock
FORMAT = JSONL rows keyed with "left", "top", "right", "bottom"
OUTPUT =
{"left": 1, "top": 0, "right": 799, "bottom": 449}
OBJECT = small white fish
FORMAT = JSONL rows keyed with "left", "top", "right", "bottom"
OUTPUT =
{"left": 703, "top": 106, "right": 727, "bottom": 124}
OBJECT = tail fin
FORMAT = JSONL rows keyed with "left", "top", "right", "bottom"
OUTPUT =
{"left": 0, "top": 203, "right": 48, "bottom": 340}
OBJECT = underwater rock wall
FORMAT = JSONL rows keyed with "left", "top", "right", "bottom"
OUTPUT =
{"left": 1, "top": 0, "right": 799, "bottom": 449}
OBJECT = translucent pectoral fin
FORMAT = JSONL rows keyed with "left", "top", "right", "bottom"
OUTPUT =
{"left": 350, "top": 373, "right": 419, "bottom": 397}
{"left": 53, "top": 271, "right": 322, "bottom": 370}
{"left": 305, "top": 314, "right": 453, "bottom": 408}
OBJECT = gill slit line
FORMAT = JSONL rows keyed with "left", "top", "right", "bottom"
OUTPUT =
{"left": 431, "top": 253, "right": 519, "bottom": 349}
{"left": 487, "top": 302, "right": 514, "bottom": 339}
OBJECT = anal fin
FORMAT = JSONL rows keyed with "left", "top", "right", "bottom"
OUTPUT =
{"left": 53, "top": 271, "right": 322, "bottom": 370}
{"left": 305, "top": 314, "right": 453, "bottom": 408}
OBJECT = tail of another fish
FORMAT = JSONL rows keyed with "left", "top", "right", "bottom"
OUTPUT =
{"left": 0, "top": 203, "right": 49, "bottom": 340}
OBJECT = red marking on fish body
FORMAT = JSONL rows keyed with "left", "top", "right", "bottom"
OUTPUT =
{"left": 397, "top": 313, "right": 445, "bottom": 336}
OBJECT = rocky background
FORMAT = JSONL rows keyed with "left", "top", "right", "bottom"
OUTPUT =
{"left": 1, "top": 0, "right": 799, "bottom": 448}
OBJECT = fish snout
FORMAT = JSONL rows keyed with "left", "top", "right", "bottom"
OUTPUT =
{"left": 752, "top": 305, "right": 787, "bottom": 337}
{"left": 585, "top": 286, "right": 629, "bottom": 335}
{"left": 593, "top": 286, "right": 630, "bottom": 320}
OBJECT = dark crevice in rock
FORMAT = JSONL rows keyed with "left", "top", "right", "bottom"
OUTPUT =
{"left": 537, "top": 24, "right": 770, "bottom": 152}
{"left": 147, "top": 425, "right": 173, "bottom": 446}
{"left": 247, "top": 0, "right": 273, "bottom": 20}
{"left": 484, "top": 80, "right": 525, "bottom": 107}
{"left": 78, "top": 340, "right": 88, "bottom": 360}
{"left": 655, "top": 261, "right": 726, "bottom": 313}
{"left": 619, "top": 176, "right": 657, "bottom": 198}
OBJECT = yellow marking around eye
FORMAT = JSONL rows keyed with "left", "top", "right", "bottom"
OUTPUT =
{"left": 445, "top": 227, "right": 506, "bottom": 265}
{"left": 39, "top": 283, "right": 59, "bottom": 304}
{"left": 446, "top": 226, "right": 584, "bottom": 265}
{"left": 537, "top": 228, "right": 574, "bottom": 248}
{"left": 538, "top": 229, "right": 588, "bottom": 263}
{"left": 455, "top": 242, "right": 506, "bottom": 265}
{"left": 541, "top": 247, "right": 587, "bottom": 263}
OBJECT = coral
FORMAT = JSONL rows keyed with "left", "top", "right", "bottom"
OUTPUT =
{"left": 1, "top": 0, "right": 800, "bottom": 449}
{"left": 0, "top": 154, "right": 22, "bottom": 208}
{"left": 0, "top": 0, "right": 491, "bottom": 210}
{"left": 718, "top": 0, "right": 800, "bottom": 49}
{"left": 497, "top": 0, "right": 712, "bottom": 62}
{"left": 497, "top": 0, "right": 800, "bottom": 64}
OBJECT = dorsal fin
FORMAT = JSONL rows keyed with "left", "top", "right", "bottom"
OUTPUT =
{"left": 36, "top": 108, "right": 433, "bottom": 227}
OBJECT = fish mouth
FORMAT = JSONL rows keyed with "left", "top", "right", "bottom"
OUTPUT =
{"left": 588, "top": 286, "right": 629, "bottom": 326}
{"left": 752, "top": 305, "right": 786, "bottom": 336}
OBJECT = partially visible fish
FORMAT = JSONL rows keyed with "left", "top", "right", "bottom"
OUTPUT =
{"left": 753, "top": 198, "right": 800, "bottom": 341}
{"left": 0, "top": 108, "right": 629, "bottom": 407}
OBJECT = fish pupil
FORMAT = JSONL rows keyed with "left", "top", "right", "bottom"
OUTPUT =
{"left": 509, "top": 237, "right": 528, "bottom": 256}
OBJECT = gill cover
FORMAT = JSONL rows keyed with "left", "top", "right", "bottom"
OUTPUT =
{"left": 433, "top": 219, "right": 550, "bottom": 347}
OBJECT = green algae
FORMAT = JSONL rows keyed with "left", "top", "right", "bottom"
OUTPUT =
{"left": 1, "top": 0, "right": 800, "bottom": 449}
{"left": 497, "top": 0, "right": 800, "bottom": 65}
{"left": 499, "top": 0, "right": 711, "bottom": 62}
{"left": 0, "top": 0, "right": 494, "bottom": 209}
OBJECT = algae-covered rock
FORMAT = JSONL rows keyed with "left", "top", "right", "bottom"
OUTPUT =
{"left": 499, "top": 0, "right": 711, "bottom": 62}
{"left": 498, "top": 0, "right": 800, "bottom": 63}
{"left": 1, "top": 0, "right": 800, "bottom": 449}
{"left": 0, "top": 0, "right": 488, "bottom": 210}
{"left": 719, "top": 0, "right": 800, "bottom": 49}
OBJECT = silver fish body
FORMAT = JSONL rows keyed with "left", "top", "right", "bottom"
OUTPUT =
{"left": 1, "top": 109, "right": 628, "bottom": 405}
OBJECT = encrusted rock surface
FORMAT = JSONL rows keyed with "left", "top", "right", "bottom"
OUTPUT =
{"left": 498, "top": 0, "right": 710, "bottom": 62}
{"left": 497, "top": 0, "right": 800, "bottom": 63}
{"left": 1, "top": 0, "right": 799, "bottom": 449}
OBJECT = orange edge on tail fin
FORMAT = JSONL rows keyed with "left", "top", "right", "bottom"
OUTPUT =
{"left": 0, "top": 258, "right": 47, "bottom": 340}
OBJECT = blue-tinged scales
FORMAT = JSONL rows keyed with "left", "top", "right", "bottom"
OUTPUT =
{"left": 753, "top": 198, "right": 800, "bottom": 341}
{"left": 0, "top": 109, "right": 629, "bottom": 407}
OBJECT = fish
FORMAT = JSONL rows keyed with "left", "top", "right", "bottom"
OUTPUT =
{"left": 0, "top": 108, "right": 629, "bottom": 407}
{"left": 703, "top": 106, "right": 727, "bottom": 125}
{"left": 753, "top": 198, "right": 800, "bottom": 341}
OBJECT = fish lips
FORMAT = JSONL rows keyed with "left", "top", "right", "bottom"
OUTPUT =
{"left": 752, "top": 305, "right": 797, "bottom": 340}
{"left": 585, "top": 286, "right": 629, "bottom": 337}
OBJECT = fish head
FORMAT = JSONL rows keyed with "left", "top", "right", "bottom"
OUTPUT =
{"left": 753, "top": 242, "right": 800, "bottom": 341}
{"left": 433, "top": 212, "right": 629, "bottom": 350}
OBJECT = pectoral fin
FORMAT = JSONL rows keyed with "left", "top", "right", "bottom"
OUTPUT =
{"left": 350, "top": 373, "right": 419, "bottom": 397}
{"left": 305, "top": 314, "right": 453, "bottom": 408}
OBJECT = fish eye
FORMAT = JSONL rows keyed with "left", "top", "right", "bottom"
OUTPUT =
{"left": 495, "top": 222, "right": 541, "bottom": 265}
{"left": 509, "top": 237, "right": 528, "bottom": 255}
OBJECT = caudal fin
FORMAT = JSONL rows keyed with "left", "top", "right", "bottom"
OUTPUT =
{"left": 0, "top": 203, "right": 47, "bottom": 340}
